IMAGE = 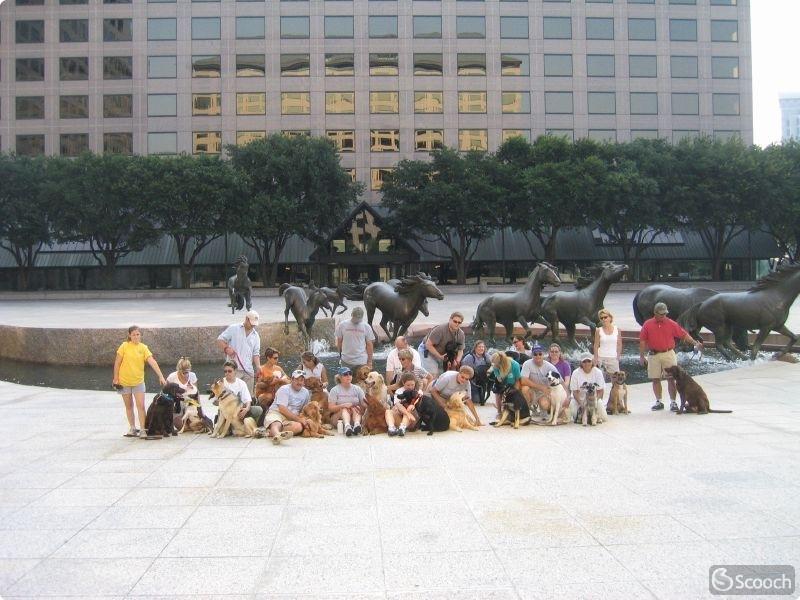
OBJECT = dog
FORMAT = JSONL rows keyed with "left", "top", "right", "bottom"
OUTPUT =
{"left": 179, "top": 397, "right": 213, "bottom": 434}
{"left": 208, "top": 379, "right": 257, "bottom": 438}
{"left": 544, "top": 370, "right": 570, "bottom": 425}
{"left": 494, "top": 385, "right": 531, "bottom": 429}
{"left": 300, "top": 400, "right": 334, "bottom": 438}
{"left": 304, "top": 376, "right": 331, "bottom": 425}
{"left": 445, "top": 391, "right": 478, "bottom": 432}
{"left": 144, "top": 383, "right": 183, "bottom": 438}
{"left": 352, "top": 365, "right": 371, "bottom": 393}
{"left": 471, "top": 363, "right": 491, "bottom": 405}
{"left": 254, "top": 369, "right": 285, "bottom": 415}
{"left": 362, "top": 371, "right": 389, "bottom": 435}
{"left": 580, "top": 382, "right": 603, "bottom": 426}
{"left": 416, "top": 395, "right": 450, "bottom": 436}
{"left": 664, "top": 365, "right": 732, "bottom": 414}
{"left": 606, "top": 371, "right": 630, "bottom": 415}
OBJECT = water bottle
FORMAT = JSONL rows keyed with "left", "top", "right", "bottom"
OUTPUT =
{"left": 336, "top": 419, "right": 344, "bottom": 434}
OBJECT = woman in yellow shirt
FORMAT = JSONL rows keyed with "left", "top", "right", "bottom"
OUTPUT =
{"left": 113, "top": 325, "right": 166, "bottom": 438}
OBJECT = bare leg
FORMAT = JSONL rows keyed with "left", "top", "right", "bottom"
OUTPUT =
{"left": 651, "top": 379, "right": 663, "bottom": 402}
{"left": 122, "top": 393, "right": 135, "bottom": 429}
{"left": 134, "top": 391, "right": 147, "bottom": 431}
{"left": 666, "top": 377, "right": 677, "bottom": 402}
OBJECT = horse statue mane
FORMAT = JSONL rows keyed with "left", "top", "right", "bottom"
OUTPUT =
{"left": 395, "top": 273, "right": 433, "bottom": 295}
{"left": 748, "top": 261, "right": 800, "bottom": 293}
{"left": 574, "top": 262, "right": 616, "bottom": 290}
{"left": 233, "top": 255, "right": 248, "bottom": 268}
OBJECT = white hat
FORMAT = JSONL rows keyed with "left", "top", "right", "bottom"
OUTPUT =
{"left": 246, "top": 310, "right": 260, "bottom": 326}
{"left": 580, "top": 353, "right": 594, "bottom": 363}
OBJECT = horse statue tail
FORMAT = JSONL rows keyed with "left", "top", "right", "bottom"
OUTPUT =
{"left": 471, "top": 312, "right": 484, "bottom": 336}
{"left": 278, "top": 283, "right": 290, "bottom": 296}
{"left": 632, "top": 290, "right": 645, "bottom": 326}
{"left": 677, "top": 302, "right": 702, "bottom": 334}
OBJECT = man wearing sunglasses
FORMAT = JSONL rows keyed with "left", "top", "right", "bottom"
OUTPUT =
{"left": 422, "top": 311, "right": 466, "bottom": 377}
{"left": 520, "top": 343, "right": 557, "bottom": 414}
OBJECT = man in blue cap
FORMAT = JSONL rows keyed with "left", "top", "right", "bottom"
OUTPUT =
{"left": 519, "top": 342, "right": 557, "bottom": 413}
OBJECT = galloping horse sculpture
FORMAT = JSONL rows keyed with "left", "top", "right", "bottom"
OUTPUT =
{"left": 363, "top": 273, "right": 445, "bottom": 341}
{"left": 227, "top": 255, "right": 253, "bottom": 314}
{"left": 471, "top": 262, "right": 561, "bottom": 344}
{"left": 539, "top": 262, "right": 629, "bottom": 345}
{"left": 279, "top": 283, "right": 332, "bottom": 340}
{"left": 318, "top": 283, "right": 369, "bottom": 317}
{"left": 680, "top": 261, "right": 800, "bottom": 361}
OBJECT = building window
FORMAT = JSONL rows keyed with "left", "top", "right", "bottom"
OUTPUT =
{"left": 712, "top": 56, "right": 739, "bottom": 79}
{"left": 103, "top": 56, "right": 132, "bottom": 79}
{"left": 415, "top": 129, "right": 443, "bottom": 152}
{"left": 457, "top": 16, "right": 485, "bottom": 39}
{"left": 458, "top": 54, "right": 486, "bottom": 76}
{"left": 17, "top": 0, "right": 45, "bottom": 5}
{"left": 236, "top": 93, "right": 266, "bottom": 115}
{"left": 711, "top": 20, "right": 738, "bottom": 42}
{"left": 588, "top": 91, "right": 616, "bottom": 114}
{"left": 713, "top": 93, "right": 740, "bottom": 115}
{"left": 369, "top": 16, "right": 398, "bottom": 39}
{"left": 344, "top": 168, "right": 356, "bottom": 183}
{"left": 500, "top": 17, "right": 529, "bottom": 39}
{"left": 710, "top": 0, "right": 736, "bottom": 5}
{"left": 193, "top": 132, "right": 221, "bottom": 154}
{"left": 414, "top": 91, "right": 444, "bottom": 113}
{"left": 103, "top": 19, "right": 133, "bottom": 42}
{"left": 629, "top": 0, "right": 655, "bottom": 3}
{"left": 371, "top": 130, "right": 400, "bottom": 152}
{"left": 671, "top": 92, "right": 699, "bottom": 115}
{"left": 60, "top": 19, "right": 89, "bottom": 43}
{"left": 282, "top": 131, "right": 311, "bottom": 138}
{"left": 325, "top": 16, "right": 354, "bottom": 38}
{"left": 586, "top": 17, "right": 614, "bottom": 40}
{"left": 192, "top": 18, "right": 221, "bottom": 40}
{"left": 371, "top": 168, "right": 393, "bottom": 191}
{"left": 587, "top": 54, "right": 615, "bottom": 77}
{"left": 458, "top": 91, "right": 487, "bottom": 113}
{"left": 60, "top": 95, "right": 89, "bottom": 119}
{"left": 104, "top": 132, "right": 133, "bottom": 155}
{"left": 630, "top": 92, "right": 658, "bottom": 115}
{"left": 104, "top": 94, "right": 133, "bottom": 117}
{"left": 670, "top": 0, "right": 696, "bottom": 4}
{"left": 61, "top": 0, "right": 89, "bottom": 4}
{"left": 327, "top": 130, "right": 355, "bottom": 152}
{"left": 16, "top": 20, "right": 45, "bottom": 44}
{"left": 502, "top": 54, "right": 530, "bottom": 76}
{"left": 148, "top": 55, "right": 177, "bottom": 78}
{"left": 548, "top": 131, "right": 574, "bottom": 143}
{"left": 325, "top": 92, "right": 355, "bottom": 114}
{"left": 671, "top": 55, "right": 698, "bottom": 78}
{"left": 236, "top": 131, "right": 266, "bottom": 146}
{"left": 414, "top": 53, "right": 443, "bottom": 76}
{"left": 669, "top": 19, "right": 697, "bottom": 42}
{"left": 148, "top": 132, "right": 177, "bottom": 154}
{"left": 368, "top": 53, "right": 397, "bottom": 76}
{"left": 281, "top": 54, "right": 310, "bottom": 77}
{"left": 673, "top": 130, "right": 699, "bottom": 143}
{"left": 628, "top": 18, "right": 656, "bottom": 41}
{"left": 281, "top": 16, "right": 309, "bottom": 39}
{"left": 148, "top": 18, "right": 177, "bottom": 41}
{"left": 148, "top": 94, "right": 177, "bottom": 117}
{"left": 502, "top": 129, "right": 531, "bottom": 142}
{"left": 61, "top": 57, "right": 89, "bottom": 81}
{"left": 544, "top": 54, "right": 572, "bottom": 77}
{"left": 502, "top": 92, "right": 531, "bottom": 113}
{"left": 16, "top": 135, "right": 45, "bottom": 156}
{"left": 237, "top": 17, "right": 265, "bottom": 39}
{"left": 282, "top": 92, "right": 311, "bottom": 114}
{"left": 587, "top": 129, "right": 616, "bottom": 142}
{"left": 629, "top": 55, "right": 657, "bottom": 77}
{"left": 237, "top": 54, "right": 265, "bottom": 77}
{"left": 16, "top": 58, "right": 45, "bottom": 82}
{"left": 543, "top": 17, "right": 571, "bottom": 39}
{"left": 714, "top": 130, "right": 739, "bottom": 141}
{"left": 16, "top": 96, "right": 45, "bottom": 119}
{"left": 192, "top": 55, "right": 221, "bottom": 78}
{"left": 370, "top": 92, "right": 399, "bottom": 114}
{"left": 413, "top": 16, "right": 442, "bottom": 39}
{"left": 458, "top": 129, "right": 488, "bottom": 152}
{"left": 545, "top": 91, "right": 573, "bottom": 114}
{"left": 193, "top": 93, "right": 221, "bottom": 116}
{"left": 60, "top": 133, "right": 89, "bottom": 157}
{"left": 327, "top": 53, "right": 355, "bottom": 76}
{"left": 631, "top": 130, "right": 659, "bottom": 140}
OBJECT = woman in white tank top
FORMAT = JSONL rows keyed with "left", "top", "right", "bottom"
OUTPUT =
{"left": 593, "top": 308, "right": 622, "bottom": 377}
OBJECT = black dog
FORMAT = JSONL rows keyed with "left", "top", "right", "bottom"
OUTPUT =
{"left": 144, "top": 383, "right": 182, "bottom": 438}
{"left": 442, "top": 341, "right": 459, "bottom": 373}
{"left": 471, "top": 363, "right": 491, "bottom": 406}
{"left": 416, "top": 395, "right": 450, "bottom": 436}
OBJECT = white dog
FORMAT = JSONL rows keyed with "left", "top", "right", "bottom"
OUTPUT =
{"left": 545, "top": 370, "right": 570, "bottom": 425}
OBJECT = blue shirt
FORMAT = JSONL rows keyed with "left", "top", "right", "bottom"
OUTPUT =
{"left": 491, "top": 360, "right": 521, "bottom": 386}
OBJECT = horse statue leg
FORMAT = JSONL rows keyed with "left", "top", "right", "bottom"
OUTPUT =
{"left": 517, "top": 315, "right": 533, "bottom": 340}
{"left": 335, "top": 296, "right": 348, "bottom": 316}
{"left": 244, "top": 290, "right": 252, "bottom": 312}
{"left": 485, "top": 313, "right": 498, "bottom": 346}
{"left": 749, "top": 329, "right": 771, "bottom": 361}
{"left": 714, "top": 324, "right": 746, "bottom": 361}
{"left": 500, "top": 319, "right": 516, "bottom": 344}
{"left": 283, "top": 306, "right": 291, "bottom": 336}
{"left": 564, "top": 322, "right": 577, "bottom": 347}
{"left": 379, "top": 314, "right": 394, "bottom": 341}
{"left": 771, "top": 324, "right": 797, "bottom": 360}
{"left": 365, "top": 299, "right": 379, "bottom": 340}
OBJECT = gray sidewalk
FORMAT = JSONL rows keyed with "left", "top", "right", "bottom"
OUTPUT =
{"left": 0, "top": 360, "right": 798, "bottom": 599}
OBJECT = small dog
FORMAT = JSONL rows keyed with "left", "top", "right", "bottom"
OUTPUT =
{"left": 362, "top": 371, "right": 389, "bottom": 435}
{"left": 580, "top": 382, "right": 602, "bottom": 426}
{"left": 352, "top": 365, "right": 371, "bottom": 393}
{"left": 606, "top": 371, "right": 630, "bottom": 415}
{"left": 445, "top": 391, "right": 479, "bottom": 432}
{"left": 494, "top": 386, "right": 531, "bottom": 429}
{"left": 144, "top": 383, "right": 183, "bottom": 438}
{"left": 664, "top": 365, "right": 732, "bottom": 414}
{"left": 545, "top": 371, "right": 570, "bottom": 425}
{"left": 416, "top": 395, "right": 450, "bottom": 436}
{"left": 300, "top": 400, "right": 334, "bottom": 438}
{"left": 304, "top": 376, "right": 331, "bottom": 425}
{"left": 209, "top": 379, "right": 257, "bottom": 438}
{"left": 179, "top": 398, "right": 213, "bottom": 434}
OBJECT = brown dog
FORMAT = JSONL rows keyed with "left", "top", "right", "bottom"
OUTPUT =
{"left": 363, "top": 392, "right": 389, "bottom": 435}
{"left": 352, "top": 365, "right": 371, "bottom": 394}
{"left": 300, "top": 401, "right": 334, "bottom": 438}
{"left": 606, "top": 371, "right": 630, "bottom": 415}
{"left": 445, "top": 392, "right": 479, "bottom": 432}
{"left": 304, "top": 376, "right": 331, "bottom": 425}
{"left": 255, "top": 369, "right": 286, "bottom": 415}
{"left": 664, "top": 365, "right": 732, "bottom": 415}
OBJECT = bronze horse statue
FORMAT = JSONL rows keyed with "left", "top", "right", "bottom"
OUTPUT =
{"left": 279, "top": 283, "right": 332, "bottom": 340}
{"left": 227, "top": 255, "right": 253, "bottom": 314}
{"left": 680, "top": 261, "right": 800, "bottom": 361}
{"left": 471, "top": 262, "right": 561, "bottom": 344}
{"left": 539, "top": 262, "right": 629, "bottom": 345}
{"left": 318, "top": 283, "right": 369, "bottom": 317}
{"left": 363, "top": 273, "right": 445, "bottom": 341}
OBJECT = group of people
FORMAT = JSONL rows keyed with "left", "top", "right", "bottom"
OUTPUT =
{"left": 112, "top": 300, "right": 704, "bottom": 439}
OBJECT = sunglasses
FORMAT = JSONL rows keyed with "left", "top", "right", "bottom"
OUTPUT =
{"left": 451, "top": 319, "right": 463, "bottom": 325}
{"left": 533, "top": 352, "right": 543, "bottom": 356}
{"left": 269, "top": 354, "right": 279, "bottom": 359}
{"left": 223, "top": 369, "right": 234, "bottom": 373}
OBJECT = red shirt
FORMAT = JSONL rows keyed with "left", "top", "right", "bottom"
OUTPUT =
{"left": 639, "top": 317, "right": 688, "bottom": 352}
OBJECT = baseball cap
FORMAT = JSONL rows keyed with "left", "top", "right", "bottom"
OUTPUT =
{"left": 291, "top": 369, "right": 305, "bottom": 379}
{"left": 531, "top": 343, "right": 545, "bottom": 354}
{"left": 654, "top": 302, "right": 668, "bottom": 315}
{"left": 339, "top": 367, "right": 352, "bottom": 376}
{"left": 351, "top": 306, "right": 364, "bottom": 321}
{"left": 580, "top": 353, "right": 594, "bottom": 363}
{"left": 246, "top": 310, "right": 260, "bottom": 326}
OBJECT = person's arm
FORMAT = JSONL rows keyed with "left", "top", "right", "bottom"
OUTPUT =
{"left": 365, "top": 339, "right": 373, "bottom": 367}
{"left": 425, "top": 332, "right": 443, "bottom": 362}
{"left": 639, "top": 339, "right": 648, "bottom": 365}
{"left": 429, "top": 386, "right": 447, "bottom": 409}
{"left": 146, "top": 355, "right": 166, "bottom": 386}
{"left": 112, "top": 352, "right": 123, "bottom": 385}
{"left": 593, "top": 329, "right": 601, "bottom": 362}
{"left": 616, "top": 328, "right": 623, "bottom": 360}
{"left": 216, "top": 328, "right": 236, "bottom": 358}
{"left": 277, "top": 404, "right": 304, "bottom": 422}
{"left": 519, "top": 376, "right": 549, "bottom": 393}
{"left": 319, "top": 365, "right": 328, "bottom": 387}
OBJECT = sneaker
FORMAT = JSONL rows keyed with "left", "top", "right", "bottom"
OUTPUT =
{"left": 353, "top": 424, "right": 362, "bottom": 435}
{"left": 123, "top": 428, "right": 138, "bottom": 438}
{"left": 388, "top": 428, "right": 397, "bottom": 437}
{"left": 271, "top": 434, "right": 282, "bottom": 446}
{"left": 138, "top": 429, "right": 148, "bottom": 438}
{"left": 397, "top": 428, "right": 405, "bottom": 437}
{"left": 670, "top": 401, "right": 679, "bottom": 412}
{"left": 279, "top": 430, "right": 294, "bottom": 442}
{"left": 253, "top": 427, "right": 266, "bottom": 439}
{"left": 345, "top": 426, "right": 353, "bottom": 437}
{"left": 651, "top": 401, "right": 665, "bottom": 411}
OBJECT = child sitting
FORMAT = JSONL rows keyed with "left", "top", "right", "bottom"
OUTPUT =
{"left": 385, "top": 372, "right": 421, "bottom": 437}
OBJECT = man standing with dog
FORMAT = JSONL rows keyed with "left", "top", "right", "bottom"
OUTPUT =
{"left": 422, "top": 311, "right": 466, "bottom": 377}
{"left": 335, "top": 306, "right": 375, "bottom": 370}
{"left": 216, "top": 310, "right": 261, "bottom": 390}
{"left": 639, "top": 302, "right": 703, "bottom": 412}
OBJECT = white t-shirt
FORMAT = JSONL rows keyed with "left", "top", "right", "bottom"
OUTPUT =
{"left": 217, "top": 324, "right": 260, "bottom": 376}
{"left": 433, "top": 370, "right": 470, "bottom": 398}
{"left": 385, "top": 347, "right": 422, "bottom": 373}
{"left": 521, "top": 360, "right": 558, "bottom": 386}
{"left": 328, "top": 383, "right": 366, "bottom": 408}
{"left": 569, "top": 367, "right": 606, "bottom": 395}
{"left": 166, "top": 371, "right": 198, "bottom": 397}
{"left": 274, "top": 383, "right": 311, "bottom": 414}
{"left": 223, "top": 377, "right": 252, "bottom": 405}
{"left": 301, "top": 362, "right": 325, "bottom": 380}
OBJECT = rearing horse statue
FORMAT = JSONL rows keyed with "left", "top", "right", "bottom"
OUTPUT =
{"left": 363, "top": 273, "right": 445, "bottom": 341}
{"left": 227, "top": 255, "right": 253, "bottom": 314}
{"left": 471, "top": 262, "right": 561, "bottom": 344}
{"left": 279, "top": 283, "right": 332, "bottom": 341}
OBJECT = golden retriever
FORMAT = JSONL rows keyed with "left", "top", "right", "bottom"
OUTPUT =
{"left": 445, "top": 391, "right": 479, "bottom": 432}
{"left": 352, "top": 365, "right": 371, "bottom": 393}
{"left": 304, "top": 376, "right": 331, "bottom": 425}
{"left": 209, "top": 379, "right": 257, "bottom": 438}
{"left": 300, "top": 400, "right": 334, "bottom": 438}
{"left": 363, "top": 371, "right": 389, "bottom": 435}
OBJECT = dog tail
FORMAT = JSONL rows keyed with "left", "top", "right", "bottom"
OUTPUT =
{"left": 278, "top": 283, "right": 290, "bottom": 296}
{"left": 707, "top": 409, "right": 733, "bottom": 414}
{"left": 632, "top": 290, "right": 644, "bottom": 326}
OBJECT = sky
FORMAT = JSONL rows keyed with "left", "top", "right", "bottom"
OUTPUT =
{"left": 751, "top": 0, "right": 800, "bottom": 147}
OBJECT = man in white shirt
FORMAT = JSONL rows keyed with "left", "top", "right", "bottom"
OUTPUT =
{"left": 385, "top": 336, "right": 421, "bottom": 384}
{"left": 519, "top": 343, "right": 557, "bottom": 412}
{"left": 262, "top": 370, "right": 311, "bottom": 445}
{"left": 216, "top": 310, "right": 261, "bottom": 389}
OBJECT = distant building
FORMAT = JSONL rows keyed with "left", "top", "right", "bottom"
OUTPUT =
{"left": 780, "top": 95, "right": 800, "bottom": 142}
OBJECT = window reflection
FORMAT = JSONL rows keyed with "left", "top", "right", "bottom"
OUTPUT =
{"left": 325, "top": 92, "right": 355, "bottom": 114}
{"left": 415, "top": 129, "right": 443, "bottom": 152}
{"left": 414, "top": 91, "right": 443, "bottom": 113}
{"left": 458, "top": 129, "right": 488, "bottom": 151}
{"left": 369, "top": 92, "right": 399, "bottom": 114}
{"left": 193, "top": 131, "right": 222, "bottom": 154}
{"left": 326, "top": 53, "right": 355, "bottom": 76}
{"left": 371, "top": 130, "right": 400, "bottom": 152}
{"left": 282, "top": 92, "right": 311, "bottom": 114}
{"left": 327, "top": 130, "right": 355, "bottom": 152}
{"left": 237, "top": 93, "right": 266, "bottom": 115}
{"left": 236, "top": 131, "right": 266, "bottom": 146}
{"left": 458, "top": 91, "right": 487, "bottom": 113}
{"left": 370, "top": 53, "right": 399, "bottom": 76}
{"left": 281, "top": 54, "right": 310, "bottom": 77}
{"left": 192, "top": 93, "right": 222, "bottom": 116}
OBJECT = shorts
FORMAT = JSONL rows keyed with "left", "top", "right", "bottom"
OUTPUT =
{"left": 118, "top": 383, "right": 146, "bottom": 395}
{"left": 647, "top": 350, "right": 677, "bottom": 380}
{"left": 263, "top": 409, "right": 289, "bottom": 428}
{"left": 597, "top": 356, "right": 620, "bottom": 375}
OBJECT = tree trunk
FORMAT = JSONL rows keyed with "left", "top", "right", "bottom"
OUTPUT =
{"left": 545, "top": 235, "right": 558, "bottom": 264}
{"left": 179, "top": 265, "right": 192, "bottom": 289}
{"left": 711, "top": 252, "right": 724, "bottom": 281}
{"left": 259, "top": 260, "right": 270, "bottom": 288}
{"left": 17, "top": 267, "right": 29, "bottom": 291}
{"left": 454, "top": 253, "right": 467, "bottom": 285}
{"left": 269, "top": 260, "right": 280, "bottom": 287}
{"left": 101, "top": 254, "right": 117, "bottom": 289}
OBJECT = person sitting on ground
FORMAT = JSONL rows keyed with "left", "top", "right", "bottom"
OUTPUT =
{"left": 462, "top": 340, "right": 491, "bottom": 406}
{"left": 593, "top": 308, "right": 622, "bottom": 381}
{"left": 255, "top": 347, "right": 290, "bottom": 412}
{"left": 386, "top": 372, "right": 421, "bottom": 437}
{"left": 569, "top": 353, "right": 606, "bottom": 412}
{"left": 429, "top": 365, "right": 481, "bottom": 426}
{"left": 220, "top": 360, "right": 263, "bottom": 426}
{"left": 489, "top": 351, "right": 522, "bottom": 417}
{"left": 298, "top": 351, "right": 328, "bottom": 389}
{"left": 261, "top": 370, "right": 310, "bottom": 445}
{"left": 387, "top": 349, "right": 433, "bottom": 394}
{"left": 547, "top": 343, "right": 572, "bottom": 390}
{"left": 385, "top": 335, "right": 421, "bottom": 385}
{"left": 519, "top": 343, "right": 557, "bottom": 414}
{"left": 328, "top": 367, "right": 367, "bottom": 437}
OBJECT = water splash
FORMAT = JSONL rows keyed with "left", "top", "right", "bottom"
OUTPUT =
{"left": 308, "top": 339, "right": 330, "bottom": 355}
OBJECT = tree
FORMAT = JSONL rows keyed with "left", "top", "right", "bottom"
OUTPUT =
{"left": 762, "top": 141, "right": 800, "bottom": 262}
{"left": 0, "top": 155, "right": 55, "bottom": 290}
{"left": 381, "top": 148, "right": 500, "bottom": 284}
{"left": 55, "top": 154, "right": 159, "bottom": 288}
{"left": 141, "top": 155, "right": 238, "bottom": 288}
{"left": 227, "top": 134, "right": 361, "bottom": 286}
